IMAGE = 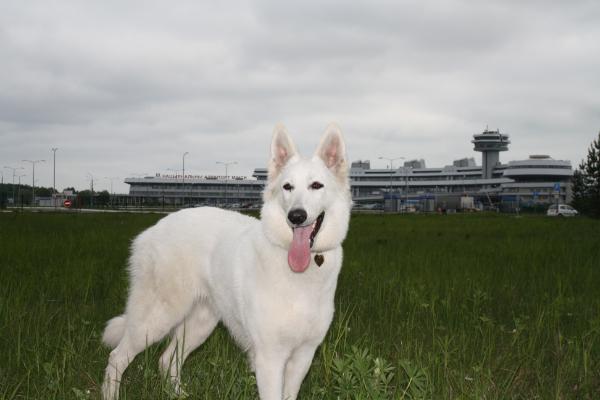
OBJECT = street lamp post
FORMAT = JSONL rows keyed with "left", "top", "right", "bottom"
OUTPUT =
{"left": 22, "top": 159, "right": 45, "bottom": 206}
{"left": 216, "top": 161, "right": 237, "bottom": 207}
{"left": 182, "top": 152, "right": 189, "bottom": 207}
{"left": 4, "top": 166, "right": 24, "bottom": 206}
{"left": 104, "top": 177, "right": 118, "bottom": 207}
{"left": 52, "top": 148, "right": 58, "bottom": 208}
{"left": 16, "top": 173, "right": 26, "bottom": 209}
{"left": 87, "top": 173, "right": 95, "bottom": 208}
{"left": 378, "top": 156, "right": 404, "bottom": 211}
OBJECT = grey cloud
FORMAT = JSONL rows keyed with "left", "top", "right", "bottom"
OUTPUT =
{"left": 1, "top": 0, "right": 599, "bottom": 193}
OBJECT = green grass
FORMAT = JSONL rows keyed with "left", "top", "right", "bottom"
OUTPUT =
{"left": 1, "top": 212, "right": 599, "bottom": 399}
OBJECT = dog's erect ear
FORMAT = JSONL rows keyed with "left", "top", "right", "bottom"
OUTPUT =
{"left": 315, "top": 123, "right": 348, "bottom": 181}
{"left": 268, "top": 123, "right": 298, "bottom": 180}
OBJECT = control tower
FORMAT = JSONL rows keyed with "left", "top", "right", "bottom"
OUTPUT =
{"left": 472, "top": 128, "right": 510, "bottom": 179}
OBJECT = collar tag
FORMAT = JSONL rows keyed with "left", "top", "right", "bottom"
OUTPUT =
{"left": 314, "top": 254, "right": 324, "bottom": 266}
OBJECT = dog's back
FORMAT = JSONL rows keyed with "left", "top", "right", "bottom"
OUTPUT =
{"left": 114, "top": 206, "right": 257, "bottom": 340}
{"left": 126, "top": 207, "right": 257, "bottom": 305}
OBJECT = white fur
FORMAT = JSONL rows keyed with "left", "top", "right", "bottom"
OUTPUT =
{"left": 101, "top": 124, "right": 352, "bottom": 400}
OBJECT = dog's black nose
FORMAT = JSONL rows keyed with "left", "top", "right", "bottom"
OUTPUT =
{"left": 288, "top": 208, "right": 308, "bottom": 225}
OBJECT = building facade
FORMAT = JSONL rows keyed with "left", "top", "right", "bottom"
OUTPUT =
{"left": 125, "top": 174, "right": 264, "bottom": 207}
{"left": 125, "top": 129, "right": 573, "bottom": 211}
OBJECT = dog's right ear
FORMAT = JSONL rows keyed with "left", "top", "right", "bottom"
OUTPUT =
{"left": 268, "top": 123, "right": 298, "bottom": 180}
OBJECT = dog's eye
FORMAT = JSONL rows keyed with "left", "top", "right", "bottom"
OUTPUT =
{"left": 283, "top": 183, "right": 294, "bottom": 191}
{"left": 310, "top": 181, "right": 324, "bottom": 190}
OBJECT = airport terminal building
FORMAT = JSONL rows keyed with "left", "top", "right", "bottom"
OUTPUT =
{"left": 125, "top": 129, "right": 573, "bottom": 211}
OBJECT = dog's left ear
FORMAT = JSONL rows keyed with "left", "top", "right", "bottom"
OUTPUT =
{"left": 314, "top": 123, "right": 348, "bottom": 181}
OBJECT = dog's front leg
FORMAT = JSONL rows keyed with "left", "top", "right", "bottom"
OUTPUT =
{"left": 283, "top": 344, "right": 317, "bottom": 400}
{"left": 254, "top": 350, "right": 287, "bottom": 400}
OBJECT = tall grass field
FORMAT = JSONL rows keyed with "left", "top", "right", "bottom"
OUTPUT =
{"left": 1, "top": 211, "right": 599, "bottom": 399}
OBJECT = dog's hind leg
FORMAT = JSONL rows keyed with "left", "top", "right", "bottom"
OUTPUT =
{"left": 102, "top": 292, "right": 196, "bottom": 399}
{"left": 102, "top": 332, "right": 145, "bottom": 400}
{"left": 159, "top": 300, "right": 219, "bottom": 393}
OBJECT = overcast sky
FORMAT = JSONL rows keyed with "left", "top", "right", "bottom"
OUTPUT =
{"left": 1, "top": 0, "right": 599, "bottom": 194}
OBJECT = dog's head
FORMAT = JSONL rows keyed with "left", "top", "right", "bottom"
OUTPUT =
{"left": 261, "top": 123, "right": 352, "bottom": 273}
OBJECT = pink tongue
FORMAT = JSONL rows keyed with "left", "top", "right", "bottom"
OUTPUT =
{"left": 288, "top": 225, "right": 313, "bottom": 272}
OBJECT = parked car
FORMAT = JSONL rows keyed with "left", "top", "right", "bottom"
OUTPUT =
{"left": 547, "top": 204, "right": 578, "bottom": 217}
{"left": 363, "top": 203, "right": 383, "bottom": 210}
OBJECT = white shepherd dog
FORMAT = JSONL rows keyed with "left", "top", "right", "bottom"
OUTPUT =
{"left": 101, "top": 123, "right": 352, "bottom": 400}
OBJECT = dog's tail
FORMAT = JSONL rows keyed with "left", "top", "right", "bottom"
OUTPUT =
{"left": 102, "top": 315, "right": 126, "bottom": 349}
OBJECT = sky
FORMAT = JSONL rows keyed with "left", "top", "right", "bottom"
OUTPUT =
{"left": 1, "top": 0, "right": 599, "bottom": 194}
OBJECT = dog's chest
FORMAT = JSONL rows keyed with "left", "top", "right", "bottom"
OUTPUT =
{"left": 216, "top": 238, "right": 342, "bottom": 348}
{"left": 252, "top": 260, "right": 339, "bottom": 343}
{"left": 258, "top": 281, "right": 334, "bottom": 343}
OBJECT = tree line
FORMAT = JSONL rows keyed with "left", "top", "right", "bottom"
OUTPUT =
{"left": 0, "top": 184, "right": 111, "bottom": 208}
{"left": 571, "top": 132, "right": 600, "bottom": 217}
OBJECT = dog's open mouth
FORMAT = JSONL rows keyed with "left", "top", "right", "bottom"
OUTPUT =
{"left": 288, "top": 212, "right": 325, "bottom": 273}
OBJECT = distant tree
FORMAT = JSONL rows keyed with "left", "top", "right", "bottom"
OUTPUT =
{"left": 97, "top": 190, "right": 110, "bottom": 207}
{"left": 74, "top": 190, "right": 111, "bottom": 208}
{"left": 77, "top": 190, "right": 92, "bottom": 207}
{"left": 575, "top": 132, "right": 600, "bottom": 217}
{"left": 36, "top": 187, "right": 53, "bottom": 197}
{"left": 0, "top": 183, "right": 6, "bottom": 208}
{"left": 583, "top": 132, "right": 600, "bottom": 217}
{"left": 571, "top": 165, "right": 587, "bottom": 213}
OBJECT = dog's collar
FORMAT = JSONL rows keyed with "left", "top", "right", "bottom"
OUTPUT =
{"left": 309, "top": 211, "right": 325, "bottom": 249}
{"left": 310, "top": 212, "right": 325, "bottom": 267}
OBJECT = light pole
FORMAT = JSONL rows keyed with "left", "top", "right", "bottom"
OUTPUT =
{"left": 16, "top": 173, "right": 26, "bottom": 208}
{"left": 22, "top": 159, "right": 45, "bottom": 206}
{"left": 216, "top": 161, "right": 237, "bottom": 207}
{"left": 52, "top": 148, "right": 58, "bottom": 208}
{"left": 4, "top": 166, "right": 24, "bottom": 206}
{"left": 378, "top": 156, "right": 404, "bottom": 211}
{"left": 182, "top": 152, "right": 189, "bottom": 207}
{"left": 104, "top": 177, "right": 118, "bottom": 207}
{"left": 87, "top": 172, "right": 95, "bottom": 208}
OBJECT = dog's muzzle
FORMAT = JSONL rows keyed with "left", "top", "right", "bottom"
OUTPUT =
{"left": 287, "top": 211, "right": 325, "bottom": 273}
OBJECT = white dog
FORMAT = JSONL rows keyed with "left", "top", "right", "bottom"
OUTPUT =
{"left": 101, "top": 124, "right": 351, "bottom": 400}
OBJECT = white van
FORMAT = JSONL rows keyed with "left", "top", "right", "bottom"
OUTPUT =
{"left": 547, "top": 204, "right": 578, "bottom": 217}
